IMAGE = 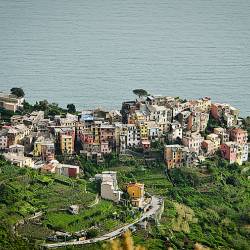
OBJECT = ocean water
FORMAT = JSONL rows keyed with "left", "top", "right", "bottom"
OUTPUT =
{"left": 0, "top": 0, "right": 249, "bottom": 116}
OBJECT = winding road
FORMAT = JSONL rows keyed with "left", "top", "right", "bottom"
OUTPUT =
{"left": 42, "top": 196, "right": 162, "bottom": 249}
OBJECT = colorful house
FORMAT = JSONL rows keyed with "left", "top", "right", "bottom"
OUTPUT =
{"left": 127, "top": 182, "right": 145, "bottom": 208}
{"left": 100, "top": 141, "right": 112, "bottom": 154}
{"left": 3, "top": 153, "right": 34, "bottom": 168}
{"left": 182, "top": 132, "right": 204, "bottom": 155}
{"left": 60, "top": 134, "right": 74, "bottom": 154}
{"left": 0, "top": 129, "right": 8, "bottom": 150}
{"left": 138, "top": 122, "right": 148, "bottom": 140}
{"left": 0, "top": 92, "right": 24, "bottom": 112}
{"left": 164, "top": 144, "right": 190, "bottom": 169}
{"left": 230, "top": 128, "right": 248, "bottom": 145}
{"left": 220, "top": 142, "right": 237, "bottom": 164}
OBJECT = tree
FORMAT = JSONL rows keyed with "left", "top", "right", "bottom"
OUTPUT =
{"left": 132, "top": 89, "right": 148, "bottom": 98}
{"left": 67, "top": 103, "right": 76, "bottom": 113}
{"left": 34, "top": 100, "right": 49, "bottom": 111}
{"left": 10, "top": 87, "right": 25, "bottom": 98}
{"left": 22, "top": 101, "right": 34, "bottom": 113}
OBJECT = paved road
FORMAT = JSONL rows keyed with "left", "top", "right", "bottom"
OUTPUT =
{"left": 42, "top": 196, "right": 162, "bottom": 249}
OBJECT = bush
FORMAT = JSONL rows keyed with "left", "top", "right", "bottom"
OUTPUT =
{"left": 86, "top": 228, "right": 99, "bottom": 238}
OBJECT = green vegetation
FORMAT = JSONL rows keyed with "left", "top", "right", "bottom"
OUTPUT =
{"left": 18, "top": 153, "right": 250, "bottom": 249}
{"left": 43, "top": 200, "right": 136, "bottom": 234}
{"left": 0, "top": 108, "right": 20, "bottom": 123}
{"left": 79, "top": 155, "right": 249, "bottom": 250}
{"left": 32, "top": 100, "right": 67, "bottom": 117}
{"left": 132, "top": 89, "right": 149, "bottom": 98}
{"left": 132, "top": 159, "right": 250, "bottom": 250}
{"left": 205, "top": 115, "right": 223, "bottom": 135}
{"left": 0, "top": 150, "right": 250, "bottom": 249}
{"left": 0, "top": 100, "right": 68, "bottom": 123}
{"left": 0, "top": 157, "right": 95, "bottom": 247}
{"left": 0, "top": 156, "right": 140, "bottom": 247}
{"left": 67, "top": 103, "right": 76, "bottom": 114}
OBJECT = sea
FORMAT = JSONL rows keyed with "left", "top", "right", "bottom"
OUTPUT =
{"left": 0, "top": 0, "right": 249, "bottom": 116}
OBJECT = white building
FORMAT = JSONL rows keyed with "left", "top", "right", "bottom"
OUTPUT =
{"left": 8, "top": 144, "right": 25, "bottom": 155}
{"left": 95, "top": 171, "right": 122, "bottom": 203}
{"left": 223, "top": 113, "right": 234, "bottom": 128}
{"left": 147, "top": 105, "right": 170, "bottom": 123}
{"left": 0, "top": 92, "right": 24, "bottom": 112}
{"left": 168, "top": 121, "right": 183, "bottom": 143}
{"left": 126, "top": 124, "right": 140, "bottom": 147}
{"left": 3, "top": 153, "right": 34, "bottom": 168}
{"left": 242, "top": 144, "right": 248, "bottom": 162}
{"left": 214, "top": 127, "right": 229, "bottom": 144}
{"left": 182, "top": 132, "right": 204, "bottom": 155}
{"left": 147, "top": 121, "right": 160, "bottom": 140}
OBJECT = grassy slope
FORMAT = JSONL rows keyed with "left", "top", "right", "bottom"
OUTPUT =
{"left": 132, "top": 160, "right": 250, "bottom": 250}
{"left": 1, "top": 156, "right": 249, "bottom": 249}
{"left": 0, "top": 158, "right": 95, "bottom": 247}
{"left": 0, "top": 158, "right": 139, "bottom": 246}
{"left": 65, "top": 159, "right": 250, "bottom": 250}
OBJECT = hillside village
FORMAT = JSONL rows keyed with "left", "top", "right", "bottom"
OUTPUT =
{"left": 0, "top": 89, "right": 248, "bottom": 172}
{"left": 0, "top": 89, "right": 250, "bottom": 249}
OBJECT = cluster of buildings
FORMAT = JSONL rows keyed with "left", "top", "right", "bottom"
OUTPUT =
{"left": 163, "top": 100, "right": 248, "bottom": 168}
{"left": 0, "top": 110, "right": 79, "bottom": 177}
{"left": 39, "top": 160, "right": 79, "bottom": 178}
{"left": 95, "top": 171, "right": 145, "bottom": 208}
{"left": 0, "top": 92, "right": 249, "bottom": 174}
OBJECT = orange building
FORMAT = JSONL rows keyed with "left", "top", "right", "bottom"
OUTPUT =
{"left": 127, "top": 182, "right": 144, "bottom": 208}
{"left": 164, "top": 144, "right": 185, "bottom": 169}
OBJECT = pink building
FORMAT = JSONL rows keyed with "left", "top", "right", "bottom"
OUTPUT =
{"left": 100, "top": 124, "right": 115, "bottom": 142}
{"left": 220, "top": 142, "right": 237, "bottom": 164}
{"left": 79, "top": 133, "right": 94, "bottom": 144}
{"left": 230, "top": 128, "right": 248, "bottom": 145}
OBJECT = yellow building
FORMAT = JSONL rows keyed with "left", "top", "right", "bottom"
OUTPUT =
{"left": 236, "top": 145, "right": 243, "bottom": 166}
{"left": 33, "top": 137, "right": 43, "bottom": 157}
{"left": 138, "top": 123, "right": 148, "bottom": 140}
{"left": 60, "top": 134, "right": 73, "bottom": 154}
{"left": 127, "top": 182, "right": 144, "bottom": 208}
